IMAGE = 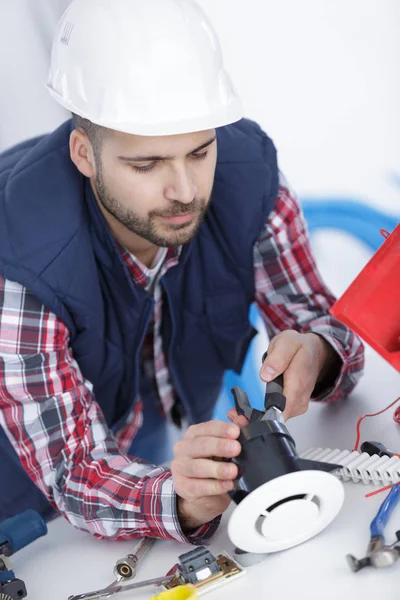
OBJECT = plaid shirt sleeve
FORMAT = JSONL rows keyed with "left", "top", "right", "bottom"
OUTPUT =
{"left": 254, "top": 175, "right": 365, "bottom": 401}
{"left": 0, "top": 275, "right": 215, "bottom": 543}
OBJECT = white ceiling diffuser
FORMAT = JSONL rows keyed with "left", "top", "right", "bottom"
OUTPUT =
{"left": 227, "top": 374, "right": 345, "bottom": 555}
{"left": 228, "top": 469, "right": 344, "bottom": 553}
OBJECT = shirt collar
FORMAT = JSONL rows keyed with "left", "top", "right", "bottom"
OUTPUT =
{"left": 117, "top": 243, "right": 181, "bottom": 288}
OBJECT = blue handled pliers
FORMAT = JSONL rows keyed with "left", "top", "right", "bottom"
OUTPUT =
{"left": 347, "top": 483, "right": 400, "bottom": 571}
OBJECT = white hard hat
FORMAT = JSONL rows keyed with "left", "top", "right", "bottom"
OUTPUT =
{"left": 46, "top": 0, "right": 243, "bottom": 136}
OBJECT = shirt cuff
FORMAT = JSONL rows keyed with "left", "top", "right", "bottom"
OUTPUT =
{"left": 305, "top": 329, "right": 364, "bottom": 403}
{"left": 139, "top": 469, "right": 221, "bottom": 544}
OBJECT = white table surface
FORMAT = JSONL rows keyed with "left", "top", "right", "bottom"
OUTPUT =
{"left": 13, "top": 345, "right": 400, "bottom": 600}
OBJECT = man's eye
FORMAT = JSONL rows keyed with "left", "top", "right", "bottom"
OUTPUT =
{"left": 132, "top": 163, "right": 156, "bottom": 173}
{"left": 191, "top": 151, "right": 208, "bottom": 161}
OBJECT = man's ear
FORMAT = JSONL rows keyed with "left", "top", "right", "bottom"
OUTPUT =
{"left": 69, "top": 129, "right": 96, "bottom": 178}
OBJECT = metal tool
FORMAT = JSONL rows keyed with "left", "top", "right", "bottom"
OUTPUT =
{"left": 70, "top": 546, "right": 244, "bottom": 600}
{"left": 0, "top": 510, "right": 47, "bottom": 600}
{"left": 70, "top": 540, "right": 161, "bottom": 600}
{"left": 68, "top": 575, "right": 173, "bottom": 600}
{"left": 113, "top": 538, "right": 155, "bottom": 581}
{"left": 347, "top": 483, "right": 400, "bottom": 571}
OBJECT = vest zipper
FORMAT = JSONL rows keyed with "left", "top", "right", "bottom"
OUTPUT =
{"left": 160, "top": 281, "right": 194, "bottom": 424}
{"left": 133, "top": 297, "right": 155, "bottom": 403}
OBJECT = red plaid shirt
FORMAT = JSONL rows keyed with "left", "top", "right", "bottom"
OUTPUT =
{"left": 0, "top": 177, "right": 364, "bottom": 542}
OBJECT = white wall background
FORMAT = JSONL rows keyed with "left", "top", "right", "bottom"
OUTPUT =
{"left": 0, "top": 0, "right": 70, "bottom": 148}
{"left": 0, "top": 0, "right": 399, "bottom": 295}
{"left": 197, "top": 0, "right": 400, "bottom": 297}
{"left": 200, "top": 0, "right": 400, "bottom": 214}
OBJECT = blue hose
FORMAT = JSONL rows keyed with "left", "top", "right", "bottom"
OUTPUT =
{"left": 301, "top": 199, "right": 399, "bottom": 252}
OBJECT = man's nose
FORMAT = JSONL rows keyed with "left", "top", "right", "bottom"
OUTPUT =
{"left": 164, "top": 165, "right": 197, "bottom": 204}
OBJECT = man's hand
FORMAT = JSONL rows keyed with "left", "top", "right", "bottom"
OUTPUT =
{"left": 228, "top": 330, "right": 340, "bottom": 423}
{"left": 171, "top": 421, "right": 241, "bottom": 532}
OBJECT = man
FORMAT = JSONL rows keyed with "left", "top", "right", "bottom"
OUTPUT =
{"left": 0, "top": 0, "right": 364, "bottom": 543}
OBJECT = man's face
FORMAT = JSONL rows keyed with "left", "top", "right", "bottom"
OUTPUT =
{"left": 93, "top": 129, "right": 217, "bottom": 247}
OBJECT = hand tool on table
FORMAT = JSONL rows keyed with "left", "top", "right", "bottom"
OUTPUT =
{"left": 0, "top": 510, "right": 47, "bottom": 600}
{"left": 347, "top": 483, "right": 400, "bottom": 571}
{"left": 70, "top": 537, "right": 159, "bottom": 600}
{"left": 68, "top": 575, "right": 173, "bottom": 600}
{"left": 113, "top": 538, "right": 155, "bottom": 581}
{"left": 69, "top": 546, "right": 244, "bottom": 600}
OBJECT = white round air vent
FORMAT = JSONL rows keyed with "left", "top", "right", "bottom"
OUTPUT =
{"left": 228, "top": 470, "right": 344, "bottom": 553}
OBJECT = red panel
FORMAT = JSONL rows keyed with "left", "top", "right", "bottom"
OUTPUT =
{"left": 330, "top": 224, "right": 400, "bottom": 372}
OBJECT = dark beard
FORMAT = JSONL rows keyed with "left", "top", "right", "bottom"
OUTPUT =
{"left": 95, "top": 166, "right": 209, "bottom": 247}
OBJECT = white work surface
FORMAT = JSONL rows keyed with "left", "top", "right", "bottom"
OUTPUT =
{"left": 14, "top": 346, "right": 400, "bottom": 600}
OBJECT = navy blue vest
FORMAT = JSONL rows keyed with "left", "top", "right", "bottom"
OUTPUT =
{"left": 0, "top": 119, "right": 278, "bottom": 428}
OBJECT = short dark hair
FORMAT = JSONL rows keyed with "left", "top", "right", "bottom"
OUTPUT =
{"left": 71, "top": 113, "right": 108, "bottom": 157}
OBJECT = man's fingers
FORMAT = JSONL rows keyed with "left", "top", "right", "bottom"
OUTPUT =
{"left": 172, "top": 458, "right": 238, "bottom": 480}
{"left": 260, "top": 330, "right": 303, "bottom": 382}
{"left": 281, "top": 344, "right": 315, "bottom": 419}
{"left": 174, "top": 475, "right": 235, "bottom": 500}
{"left": 184, "top": 420, "right": 240, "bottom": 440}
{"left": 174, "top": 436, "right": 241, "bottom": 459}
{"left": 227, "top": 408, "right": 248, "bottom": 428}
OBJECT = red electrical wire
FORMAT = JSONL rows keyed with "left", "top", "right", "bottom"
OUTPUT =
{"left": 365, "top": 484, "right": 394, "bottom": 498}
{"left": 353, "top": 396, "right": 400, "bottom": 451}
{"left": 353, "top": 396, "right": 400, "bottom": 498}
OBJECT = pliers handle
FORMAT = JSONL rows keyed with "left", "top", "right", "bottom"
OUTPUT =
{"left": 347, "top": 483, "right": 400, "bottom": 572}
{"left": 370, "top": 483, "right": 400, "bottom": 539}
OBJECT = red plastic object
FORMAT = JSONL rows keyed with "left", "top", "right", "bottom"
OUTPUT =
{"left": 330, "top": 224, "right": 400, "bottom": 372}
